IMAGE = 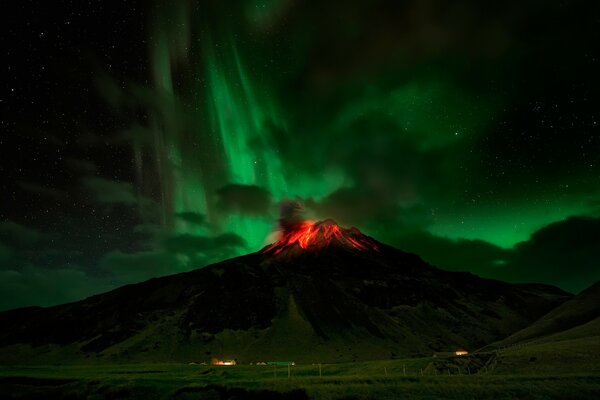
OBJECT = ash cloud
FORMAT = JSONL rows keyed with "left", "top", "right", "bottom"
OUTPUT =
{"left": 278, "top": 200, "right": 307, "bottom": 233}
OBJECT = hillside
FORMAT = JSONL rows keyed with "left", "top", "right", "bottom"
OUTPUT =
{"left": 493, "top": 281, "right": 600, "bottom": 347}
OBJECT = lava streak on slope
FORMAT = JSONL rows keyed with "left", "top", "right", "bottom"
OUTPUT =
{"left": 263, "top": 219, "right": 378, "bottom": 255}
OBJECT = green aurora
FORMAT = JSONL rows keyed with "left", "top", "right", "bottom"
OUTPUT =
{"left": 132, "top": 1, "right": 596, "bottom": 251}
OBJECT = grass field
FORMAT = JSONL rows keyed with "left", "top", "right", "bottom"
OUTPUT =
{"left": 2, "top": 344, "right": 600, "bottom": 400}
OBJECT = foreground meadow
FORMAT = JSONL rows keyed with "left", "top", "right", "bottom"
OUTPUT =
{"left": 2, "top": 348, "right": 600, "bottom": 400}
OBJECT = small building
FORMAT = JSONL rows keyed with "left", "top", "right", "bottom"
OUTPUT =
{"left": 455, "top": 348, "right": 469, "bottom": 356}
{"left": 212, "top": 358, "right": 237, "bottom": 366}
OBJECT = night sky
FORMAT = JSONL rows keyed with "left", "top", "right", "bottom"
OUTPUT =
{"left": 2, "top": 0, "right": 599, "bottom": 311}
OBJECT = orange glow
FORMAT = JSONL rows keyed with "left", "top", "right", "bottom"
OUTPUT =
{"left": 211, "top": 358, "right": 236, "bottom": 365}
{"left": 455, "top": 348, "right": 469, "bottom": 356}
{"left": 263, "top": 219, "right": 378, "bottom": 255}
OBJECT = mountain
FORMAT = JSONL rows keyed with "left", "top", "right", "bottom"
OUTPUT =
{"left": 0, "top": 220, "right": 570, "bottom": 364}
{"left": 492, "top": 281, "right": 600, "bottom": 347}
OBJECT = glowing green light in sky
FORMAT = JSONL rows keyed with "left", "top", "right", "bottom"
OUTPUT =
{"left": 139, "top": 2, "right": 596, "bottom": 261}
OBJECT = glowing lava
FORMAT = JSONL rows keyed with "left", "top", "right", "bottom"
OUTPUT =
{"left": 263, "top": 219, "right": 378, "bottom": 255}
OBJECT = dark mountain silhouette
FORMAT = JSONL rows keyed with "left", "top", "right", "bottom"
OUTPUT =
{"left": 493, "top": 281, "right": 600, "bottom": 347}
{"left": 0, "top": 220, "right": 570, "bottom": 364}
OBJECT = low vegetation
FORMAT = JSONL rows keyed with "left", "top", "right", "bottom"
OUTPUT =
{"left": 2, "top": 344, "right": 600, "bottom": 400}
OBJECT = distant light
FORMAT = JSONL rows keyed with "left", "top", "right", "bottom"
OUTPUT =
{"left": 455, "top": 348, "right": 469, "bottom": 356}
{"left": 212, "top": 358, "right": 237, "bottom": 366}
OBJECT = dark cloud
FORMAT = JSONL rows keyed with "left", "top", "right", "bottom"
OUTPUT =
{"left": 390, "top": 231, "right": 509, "bottom": 277}
{"left": 0, "top": 243, "right": 12, "bottom": 264}
{"left": 498, "top": 217, "right": 600, "bottom": 293}
{"left": 0, "top": 221, "right": 49, "bottom": 250}
{"left": 0, "top": 266, "right": 111, "bottom": 311}
{"left": 163, "top": 232, "right": 246, "bottom": 255}
{"left": 133, "top": 223, "right": 162, "bottom": 237}
{"left": 176, "top": 212, "right": 206, "bottom": 226}
{"left": 387, "top": 217, "right": 600, "bottom": 294}
{"left": 588, "top": 200, "right": 600, "bottom": 217}
{"left": 0, "top": 223, "right": 117, "bottom": 311}
{"left": 98, "top": 233, "right": 246, "bottom": 284}
{"left": 307, "top": 187, "right": 425, "bottom": 229}
{"left": 305, "top": 186, "right": 433, "bottom": 245}
{"left": 82, "top": 177, "right": 138, "bottom": 205}
{"left": 307, "top": 188, "right": 379, "bottom": 227}
{"left": 161, "top": 231, "right": 246, "bottom": 267}
{"left": 99, "top": 250, "right": 186, "bottom": 285}
{"left": 0, "top": 219, "right": 159, "bottom": 310}
{"left": 215, "top": 184, "right": 272, "bottom": 216}
{"left": 212, "top": 232, "right": 247, "bottom": 249}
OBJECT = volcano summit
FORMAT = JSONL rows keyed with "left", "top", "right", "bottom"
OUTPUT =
{"left": 263, "top": 219, "right": 379, "bottom": 255}
{"left": 0, "top": 220, "right": 569, "bottom": 364}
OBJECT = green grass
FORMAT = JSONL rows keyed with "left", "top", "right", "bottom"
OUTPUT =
{"left": 1, "top": 352, "right": 600, "bottom": 399}
{"left": 493, "top": 336, "right": 600, "bottom": 375}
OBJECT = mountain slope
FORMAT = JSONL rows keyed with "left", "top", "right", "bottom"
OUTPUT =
{"left": 0, "top": 220, "right": 570, "bottom": 364}
{"left": 493, "top": 281, "right": 600, "bottom": 347}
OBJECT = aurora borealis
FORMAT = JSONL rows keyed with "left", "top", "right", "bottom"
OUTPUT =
{"left": 1, "top": 0, "right": 599, "bottom": 310}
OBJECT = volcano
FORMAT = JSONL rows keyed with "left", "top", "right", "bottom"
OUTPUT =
{"left": 0, "top": 220, "right": 569, "bottom": 364}
{"left": 263, "top": 219, "right": 379, "bottom": 255}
